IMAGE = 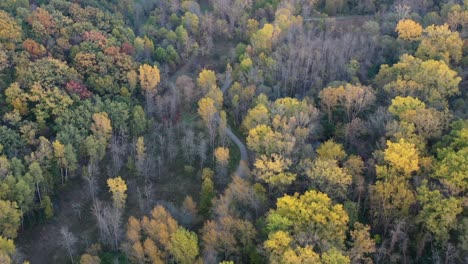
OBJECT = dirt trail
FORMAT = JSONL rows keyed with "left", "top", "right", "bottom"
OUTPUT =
{"left": 218, "top": 77, "right": 250, "bottom": 177}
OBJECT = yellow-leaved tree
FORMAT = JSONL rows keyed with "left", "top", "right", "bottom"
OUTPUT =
{"left": 395, "top": 19, "right": 423, "bottom": 41}
{"left": 139, "top": 64, "right": 160, "bottom": 93}
{"left": 107, "top": 176, "right": 127, "bottom": 210}
{"left": 384, "top": 139, "right": 420, "bottom": 176}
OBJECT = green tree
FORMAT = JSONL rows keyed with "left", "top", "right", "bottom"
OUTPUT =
{"left": 370, "top": 178, "right": 415, "bottom": 231}
{"left": 417, "top": 184, "right": 463, "bottom": 244}
{"left": 0, "top": 10, "right": 22, "bottom": 43}
{"left": 316, "top": 140, "right": 346, "bottom": 161}
{"left": 0, "top": 236, "right": 15, "bottom": 264}
{"left": 432, "top": 125, "right": 467, "bottom": 194}
{"left": 375, "top": 54, "right": 461, "bottom": 108}
{"left": 302, "top": 158, "right": 352, "bottom": 199}
{"left": 131, "top": 105, "right": 147, "bottom": 137}
{"left": 349, "top": 223, "right": 376, "bottom": 264}
{"left": 0, "top": 200, "right": 20, "bottom": 238}
{"left": 416, "top": 24, "right": 463, "bottom": 64}
{"left": 251, "top": 23, "right": 275, "bottom": 51}
{"left": 63, "top": 144, "right": 78, "bottom": 182}
{"left": 41, "top": 196, "right": 54, "bottom": 220}
{"left": 169, "top": 227, "right": 199, "bottom": 264}
{"left": 200, "top": 168, "right": 215, "bottom": 217}
{"left": 321, "top": 248, "right": 350, "bottom": 264}
{"left": 247, "top": 125, "right": 293, "bottom": 156}
{"left": 53, "top": 140, "right": 67, "bottom": 184}
{"left": 28, "top": 162, "right": 43, "bottom": 203}
{"left": 267, "top": 190, "right": 349, "bottom": 250}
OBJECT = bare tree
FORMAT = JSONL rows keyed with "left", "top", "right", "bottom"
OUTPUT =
{"left": 110, "top": 134, "right": 126, "bottom": 175}
{"left": 182, "top": 128, "right": 196, "bottom": 164}
{"left": 395, "top": 4, "right": 411, "bottom": 20}
{"left": 272, "top": 22, "right": 382, "bottom": 97}
{"left": 92, "top": 201, "right": 122, "bottom": 251}
{"left": 71, "top": 202, "right": 82, "bottom": 221}
{"left": 60, "top": 226, "right": 77, "bottom": 264}
{"left": 84, "top": 166, "right": 98, "bottom": 203}
{"left": 198, "top": 137, "right": 207, "bottom": 169}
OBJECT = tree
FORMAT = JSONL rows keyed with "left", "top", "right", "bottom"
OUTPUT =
{"left": 253, "top": 154, "right": 296, "bottom": 190}
{"left": 200, "top": 168, "right": 215, "bottom": 217}
{"left": 283, "top": 246, "right": 321, "bottom": 264}
{"left": 131, "top": 106, "right": 147, "bottom": 137}
{"left": 383, "top": 139, "right": 420, "bottom": 176}
{"left": 0, "top": 10, "right": 21, "bottom": 43}
{"left": 19, "top": 58, "right": 78, "bottom": 91}
{"left": 141, "top": 205, "right": 179, "bottom": 252}
{"left": 264, "top": 230, "right": 293, "bottom": 264}
{"left": 375, "top": 54, "right": 461, "bottom": 108}
{"left": 251, "top": 23, "right": 275, "bottom": 51}
{"left": 416, "top": 24, "right": 463, "bottom": 64}
{"left": 135, "top": 137, "right": 147, "bottom": 178}
{"left": 214, "top": 147, "right": 229, "bottom": 177}
{"left": 417, "top": 184, "right": 463, "bottom": 244}
{"left": 23, "top": 39, "right": 46, "bottom": 59}
{"left": 241, "top": 103, "right": 270, "bottom": 132}
{"left": 27, "top": 83, "right": 73, "bottom": 125}
{"left": 139, "top": 64, "right": 160, "bottom": 93}
{"left": 197, "top": 69, "right": 217, "bottom": 94}
{"left": 267, "top": 190, "right": 349, "bottom": 250}
{"left": 107, "top": 177, "right": 127, "bottom": 210}
{"left": 302, "top": 158, "right": 352, "bottom": 199}
{"left": 27, "top": 7, "right": 56, "bottom": 40}
{"left": 169, "top": 227, "right": 199, "bottom": 264}
{"left": 321, "top": 248, "right": 350, "bottom": 264}
{"left": 349, "top": 223, "right": 376, "bottom": 264}
{"left": 316, "top": 140, "right": 346, "bottom": 161}
{"left": 430, "top": 122, "right": 467, "bottom": 194}
{"left": 181, "top": 12, "right": 199, "bottom": 34}
{"left": 388, "top": 96, "right": 426, "bottom": 118}
{"left": 319, "top": 86, "right": 345, "bottom": 122}
{"left": 28, "top": 162, "right": 43, "bottom": 203}
{"left": 124, "top": 217, "right": 145, "bottom": 262}
{"left": 53, "top": 140, "right": 66, "bottom": 184}
{"left": 91, "top": 112, "right": 112, "bottom": 142}
{"left": 41, "top": 196, "right": 54, "bottom": 220}
{"left": 198, "top": 97, "right": 218, "bottom": 149}
{"left": 0, "top": 200, "right": 20, "bottom": 238}
{"left": 342, "top": 84, "right": 376, "bottom": 122}
{"left": 0, "top": 236, "right": 15, "bottom": 264}
{"left": 61, "top": 226, "right": 77, "bottom": 264}
{"left": 434, "top": 146, "right": 467, "bottom": 195}
{"left": 370, "top": 178, "right": 415, "bottom": 232}
{"left": 144, "top": 238, "right": 163, "bottom": 263}
{"left": 247, "top": 125, "right": 292, "bottom": 156}
{"left": 63, "top": 144, "right": 78, "bottom": 182}
{"left": 80, "top": 254, "right": 100, "bottom": 264}
{"left": 396, "top": 19, "right": 423, "bottom": 41}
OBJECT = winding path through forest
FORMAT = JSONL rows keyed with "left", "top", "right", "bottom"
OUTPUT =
{"left": 219, "top": 77, "right": 249, "bottom": 177}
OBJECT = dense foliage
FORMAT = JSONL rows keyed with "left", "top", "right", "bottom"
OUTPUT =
{"left": 0, "top": 0, "right": 466, "bottom": 263}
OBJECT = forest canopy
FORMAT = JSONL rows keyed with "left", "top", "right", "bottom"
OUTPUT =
{"left": 0, "top": 0, "right": 467, "bottom": 263}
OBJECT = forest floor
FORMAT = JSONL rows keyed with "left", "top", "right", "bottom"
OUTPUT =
{"left": 16, "top": 178, "right": 96, "bottom": 264}
{"left": 16, "top": 38, "right": 239, "bottom": 264}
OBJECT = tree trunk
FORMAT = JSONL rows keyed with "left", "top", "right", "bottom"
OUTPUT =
{"left": 36, "top": 182, "right": 42, "bottom": 203}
